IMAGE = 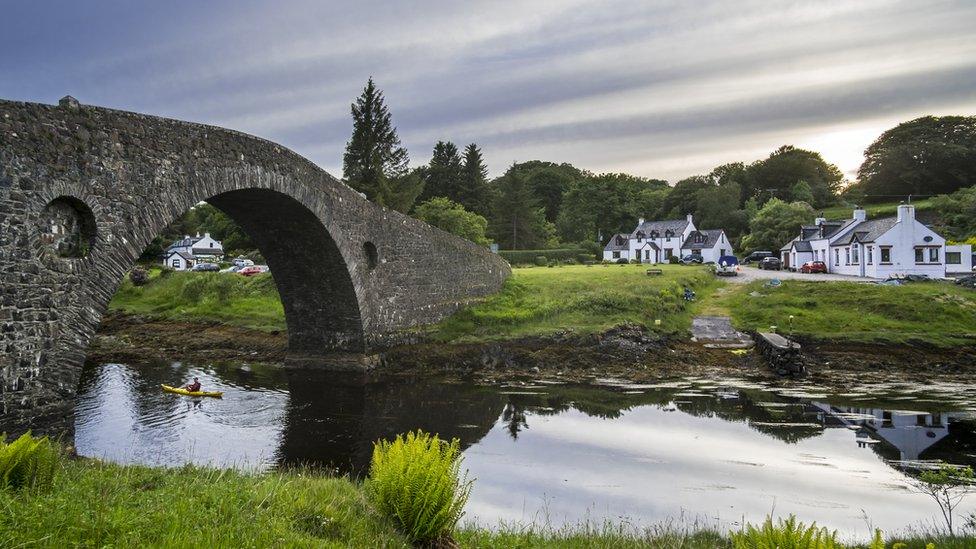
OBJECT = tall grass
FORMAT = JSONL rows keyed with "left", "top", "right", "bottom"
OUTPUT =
{"left": 730, "top": 516, "right": 844, "bottom": 549}
{"left": 0, "top": 432, "right": 59, "bottom": 492}
{"left": 109, "top": 271, "right": 285, "bottom": 332}
{"left": 365, "top": 431, "right": 473, "bottom": 544}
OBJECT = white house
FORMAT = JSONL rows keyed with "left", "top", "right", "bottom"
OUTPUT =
{"left": 162, "top": 232, "right": 224, "bottom": 270}
{"left": 779, "top": 204, "right": 973, "bottom": 278}
{"left": 162, "top": 250, "right": 195, "bottom": 271}
{"left": 603, "top": 215, "right": 732, "bottom": 263}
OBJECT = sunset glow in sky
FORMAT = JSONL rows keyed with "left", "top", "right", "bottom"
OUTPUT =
{"left": 2, "top": 1, "right": 974, "bottom": 181}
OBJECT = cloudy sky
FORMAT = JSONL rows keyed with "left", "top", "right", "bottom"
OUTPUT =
{"left": 2, "top": 0, "right": 974, "bottom": 182}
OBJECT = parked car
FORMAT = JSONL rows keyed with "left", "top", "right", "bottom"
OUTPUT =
{"left": 679, "top": 254, "right": 703, "bottom": 265}
{"left": 955, "top": 274, "right": 976, "bottom": 289}
{"left": 742, "top": 251, "right": 774, "bottom": 264}
{"left": 220, "top": 265, "right": 243, "bottom": 274}
{"left": 799, "top": 261, "right": 828, "bottom": 274}
{"left": 239, "top": 265, "right": 268, "bottom": 276}
{"left": 758, "top": 257, "right": 781, "bottom": 270}
{"left": 715, "top": 255, "right": 739, "bottom": 277}
{"left": 233, "top": 257, "right": 255, "bottom": 268}
{"left": 191, "top": 262, "right": 220, "bottom": 272}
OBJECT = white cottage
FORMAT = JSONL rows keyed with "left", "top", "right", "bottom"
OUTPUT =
{"left": 162, "top": 232, "right": 225, "bottom": 270}
{"left": 780, "top": 204, "right": 972, "bottom": 277}
{"left": 603, "top": 215, "right": 732, "bottom": 264}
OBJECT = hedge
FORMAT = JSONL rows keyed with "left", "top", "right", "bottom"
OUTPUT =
{"left": 498, "top": 248, "right": 593, "bottom": 265}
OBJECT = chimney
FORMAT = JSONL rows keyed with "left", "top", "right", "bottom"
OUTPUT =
{"left": 638, "top": 217, "right": 645, "bottom": 226}
{"left": 897, "top": 203, "right": 915, "bottom": 223}
{"left": 852, "top": 205, "right": 866, "bottom": 222}
{"left": 686, "top": 213, "right": 694, "bottom": 224}
{"left": 204, "top": 232, "right": 211, "bottom": 238}
{"left": 813, "top": 212, "right": 826, "bottom": 226}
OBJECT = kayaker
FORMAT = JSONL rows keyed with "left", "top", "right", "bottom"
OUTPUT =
{"left": 184, "top": 377, "right": 201, "bottom": 392}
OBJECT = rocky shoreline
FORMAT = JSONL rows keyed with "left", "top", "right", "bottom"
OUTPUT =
{"left": 89, "top": 311, "right": 976, "bottom": 385}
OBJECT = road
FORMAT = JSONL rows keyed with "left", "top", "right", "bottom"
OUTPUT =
{"left": 727, "top": 265, "right": 877, "bottom": 284}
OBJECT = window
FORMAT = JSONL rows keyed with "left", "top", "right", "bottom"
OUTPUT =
{"left": 720, "top": 248, "right": 726, "bottom": 256}
{"left": 845, "top": 247, "right": 850, "bottom": 265}
{"left": 880, "top": 247, "right": 891, "bottom": 264}
{"left": 915, "top": 247, "right": 924, "bottom": 263}
{"left": 644, "top": 250, "right": 650, "bottom": 260}
{"left": 947, "top": 252, "right": 962, "bottom": 264}
{"left": 173, "top": 259, "right": 181, "bottom": 269}
{"left": 636, "top": 231, "right": 643, "bottom": 242}
{"left": 834, "top": 249, "right": 840, "bottom": 265}
{"left": 851, "top": 246, "right": 859, "bottom": 265}
{"left": 664, "top": 248, "right": 673, "bottom": 258}
{"left": 867, "top": 246, "right": 873, "bottom": 265}
{"left": 612, "top": 251, "right": 620, "bottom": 259}
{"left": 929, "top": 247, "right": 939, "bottom": 263}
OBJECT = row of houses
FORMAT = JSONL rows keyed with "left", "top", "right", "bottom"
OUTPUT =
{"left": 602, "top": 214, "right": 731, "bottom": 264}
{"left": 780, "top": 204, "right": 973, "bottom": 277}
{"left": 603, "top": 204, "right": 973, "bottom": 278}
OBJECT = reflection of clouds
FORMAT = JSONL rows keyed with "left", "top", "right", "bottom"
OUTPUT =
{"left": 4, "top": 1, "right": 975, "bottom": 180}
{"left": 462, "top": 406, "right": 965, "bottom": 536}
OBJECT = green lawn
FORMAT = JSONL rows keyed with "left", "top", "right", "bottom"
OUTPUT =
{"left": 430, "top": 263, "right": 719, "bottom": 342}
{"left": 109, "top": 269, "right": 285, "bottom": 332}
{"left": 720, "top": 280, "right": 976, "bottom": 346}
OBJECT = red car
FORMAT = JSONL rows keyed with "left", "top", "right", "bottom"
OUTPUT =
{"left": 799, "top": 261, "right": 827, "bottom": 274}
{"left": 238, "top": 265, "right": 267, "bottom": 277}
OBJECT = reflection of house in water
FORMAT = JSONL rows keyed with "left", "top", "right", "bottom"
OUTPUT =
{"left": 810, "top": 403, "right": 968, "bottom": 465}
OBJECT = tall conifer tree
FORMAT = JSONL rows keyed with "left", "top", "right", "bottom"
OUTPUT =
{"left": 342, "top": 78, "right": 421, "bottom": 212}
{"left": 459, "top": 143, "right": 491, "bottom": 216}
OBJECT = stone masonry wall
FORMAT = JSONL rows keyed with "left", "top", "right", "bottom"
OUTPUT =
{"left": 0, "top": 98, "right": 510, "bottom": 436}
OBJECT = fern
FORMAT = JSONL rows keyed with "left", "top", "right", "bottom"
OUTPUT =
{"left": 364, "top": 430, "right": 473, "bottom": 543}
{"left": 0, "top": 432, "right": 59, "bottom": 492}
{"left": 731, "top": 516, "right": 841, "bottom": 549}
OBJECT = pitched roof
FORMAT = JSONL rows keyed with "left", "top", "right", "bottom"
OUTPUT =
{"left": 791, "top": 240, "right": 813, "bottom": 252}
{"left": 163, "top": 250, "right": 194, "bottom": 262}
{"left": 682, "top": 229, "right": 723, "bottom": 250}
{"left": 630, "top": 218, "right": 689, "bottom": 238}
{"left": 192, "top": 247, "right": 223, "bottom": 256}
{"left": 636, "top": 241, "right": 661, "bottom": 251}
{"left": 831, "top": 217, "right": 898, "bottom": 245}
{"left": 604, "top": 233, "right": 630, "bottom": 251}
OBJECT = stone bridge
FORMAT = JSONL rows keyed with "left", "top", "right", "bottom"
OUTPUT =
{"left": 0, "top": 97, "right": 510, "bottom": 435}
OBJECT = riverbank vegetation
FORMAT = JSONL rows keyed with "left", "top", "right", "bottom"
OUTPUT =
{"left": 721, "top": 280, "right": 976, "bottom": 347}
{"left": 109, "top": 268, "right": 284, "bottom": 332}
{"left": 0, "top": 447, "right": 967, "bottom": 548}
{"left": 430, "top": 264, "right": 718, "bottom": 342}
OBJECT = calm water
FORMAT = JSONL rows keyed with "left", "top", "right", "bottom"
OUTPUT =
{"left": 75, "top": 360, "right": 976, "bottom": 537}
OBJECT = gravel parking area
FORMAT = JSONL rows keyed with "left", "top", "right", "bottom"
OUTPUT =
{"left": 727, "top": 265, "right": 876, "bottom": 284}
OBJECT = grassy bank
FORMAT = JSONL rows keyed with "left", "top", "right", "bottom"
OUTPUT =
{"left": 430, "top": 264, "right": 718, "bottom": 342}
{"left": 1, "top": 458, "right": 966, "bottom": 548}
{"left": 109, "top": 269, "right": 285, "bottom": 332}
{"left": 720, "top": 280, "right": 976, "bottom": 346}
{"left": 820, "top": 198, "right": 936, "bottom": 220}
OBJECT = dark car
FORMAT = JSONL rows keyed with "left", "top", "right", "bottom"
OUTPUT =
{"left": 191, "top": 262, "right": 220, "bottom": 272}
{"left": 742, "top": 251, "right": 774, "bottom": 264}
{"left": 758, "top": 257, "right": 781, "bottom": 270}
{"left": 715, "top": 255, "right": 739, "bottom": 276}
{"left": 799, "top": 261, "right": 827, "bottom": 274}
{"left": 679, "top": 254, "right": 703, "bottom": 265}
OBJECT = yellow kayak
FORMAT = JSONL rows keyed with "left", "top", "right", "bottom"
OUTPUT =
{"left": 161, "top": 384, "right": 223, "bottom": 398}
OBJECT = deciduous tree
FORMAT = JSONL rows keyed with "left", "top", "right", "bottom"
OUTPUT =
{"left": 414, "top": 197, "right": 491, "bottom": 246}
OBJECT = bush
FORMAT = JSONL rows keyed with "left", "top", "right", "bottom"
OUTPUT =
{"left": 576, "top": 254, "right": 593, "bottom": 264}
{"left": 668, "top": 255, "right": 680, "bottom": 264}
{"left": 129, "top": 268, "right": 150, "bottom": 286}
{"left": 0, "top": 432, "right": 59, "bottom": 492}
{"left": 731, "top": 516, "right": 840, "bottom": 549}
{"left": 615, "top": 258, "right": 629, "bottom": 264}
{"left": 534, "top": 256, "right": 547, "bottom": 267}
{"left": 365, "top": 431, "right": 472, "bottom": 544}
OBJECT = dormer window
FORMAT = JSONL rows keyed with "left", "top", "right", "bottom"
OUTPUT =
{"left": 616, "top": 236, "right": 626, "bottom": 246}
{"left": 649, "top": 230, "right": 659, "bottom": 238}
{"left": 664, "top": 229, "right": 674, "bottom": 238}
{"left": 635, "top": 231, "right": 644, "bottom": 242}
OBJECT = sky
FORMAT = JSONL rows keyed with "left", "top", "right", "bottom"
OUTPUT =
{"left": 2, "top": 0, "right": 975, "bottom": 182}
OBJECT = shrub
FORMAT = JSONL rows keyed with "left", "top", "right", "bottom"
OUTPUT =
{"left": 365, "top": 431, "right": 472, "bottom": 544}
{"left": 129, "top": 268, "right": 150, "bottom": 286}
{"left": 731, "top": 516, "right": 840, "bottom": 549}
{"left": 534, "top": 256, "right": 547, "bottom": 267}
{"left": 0, "top": 432, "right": 59, "bottom": 492}
{"left": 615, "top": 258, "right": 629, "bottom": 264}
{"left": 668, "top": 255, "right": 680, "bottom": 264}
{"left": 499, "top": 248, "right": 588, "bottom": 265}
{"left": 577, "top": 254, "right": 592, "bottom": 264}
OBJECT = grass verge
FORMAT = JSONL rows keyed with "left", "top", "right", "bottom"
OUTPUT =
{"left": 719, "top": 279, "right": 976, "bottom": 346}
{"left": 430, "top": 264, "right": 720, "bottom": 342}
